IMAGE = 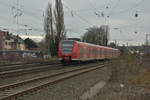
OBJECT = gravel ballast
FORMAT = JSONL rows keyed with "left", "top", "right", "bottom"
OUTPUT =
{"left": 16, "top": 65, "right": 111, "bottom": 100}
{"left": 0, "top": 64, "right": 83, "bottom": 86}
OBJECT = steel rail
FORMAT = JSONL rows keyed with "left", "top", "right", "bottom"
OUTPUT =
{"left": 0, "top": 61, "right": 50, "bottom": 67}
{"left": 0, "top": 62, "right": 108, "bottom": 100}
{"left": 0, "top": 62, "right": 60, "bottom": 72}
{"left": 0, "top": 63, "right": 105, "bottom": 90}
{"left": 0, "top": 63, "right": 62, "bottom": 78}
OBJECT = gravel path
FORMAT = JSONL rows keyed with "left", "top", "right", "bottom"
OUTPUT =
{"left": 16, "top": 65, "right": 111, "bottom": 100}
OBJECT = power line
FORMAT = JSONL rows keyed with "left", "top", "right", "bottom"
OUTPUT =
{"left": 0, "top": 1, "right": 44, "bottom": 33}
{"left": 104, "top": 0, "right": 112, "bottom": 9}
{"left": 0, "top": 1, "right": 42, "bottom": 20}
{"left": 63, "top": 3, "right": 94, "bottom": 26}
{"left": 109, "top": 0, "right": 145, "bottom": 15}
{"left": 0, "top": 14, "right": 43, "bottom": 34}
{"left": 108, "top": 0, "right": 121, "bottom": 14}
{"left": 88, "top": 0, "right": 97, "bottom": 10}
{"left": 0, "top": 0, "right": 42, "bottom": 28}
{"left": 63, "top": 0, "right": 146, "bottom": 17}
{"left": 88, "top": 0, "right": 103, "bottom": 18}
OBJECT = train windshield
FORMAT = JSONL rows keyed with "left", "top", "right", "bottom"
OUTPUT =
{"left": 61, "top": 40, "right": 74, "bottom": 53}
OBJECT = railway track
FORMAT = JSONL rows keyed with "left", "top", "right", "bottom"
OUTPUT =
{"left": 0, "top": 61, "right": 59, "bottom": 72}
{"left": 0, "top": 62, "right": 108, "bottom": 100}
{"left": 0, "top": 61, "right": 105, "bottom": 78}
{"left": 0, "top": 62, "right": 44, "bottom": 67}
{"left": 0, "top": 63, "right": 62, "bottom": 78}
{"left": 0, "top": 61, "right": 59, "bottom": 67}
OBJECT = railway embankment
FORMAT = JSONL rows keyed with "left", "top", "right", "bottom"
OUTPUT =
{"left": 93, "top": 54, "right": 150, "bottom": 100}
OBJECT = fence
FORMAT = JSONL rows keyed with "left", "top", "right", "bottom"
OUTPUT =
{"left": 0, "top": 50, "right": 43, "bottom": 63}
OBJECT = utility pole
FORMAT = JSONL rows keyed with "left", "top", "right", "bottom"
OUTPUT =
{"left": 16, "top": 0, "right": 19, "bottom": 34}
{"left": 145, "top": 34, "right": 150, "bottom": 55}
{"left": 115, "top": 40, "right": 117, "bottom": 47}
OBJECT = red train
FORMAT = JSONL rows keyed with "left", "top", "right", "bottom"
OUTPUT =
{"left": 58, "top": 40, "right": 119, "bottom": 63}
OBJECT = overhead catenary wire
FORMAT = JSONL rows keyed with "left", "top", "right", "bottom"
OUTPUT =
{"left": 0, "top": 1, "right": 44, "bottom": 33}
{"left": 108, "top": 0, "right": 145, "bottom": 15}
{"left": 88, "top": 0, "right": 103, "bottom": 18}
{"left": 63, "top": 0, "right": 146, "bottom": 36}
{"left": 0, "top": 0, "right": 146, "bottom": 18}
{"left": 63, "top": 3, "right": 95, "bottom": 26}
{"left": 107, "top": 0, "right": 121, "bottom": 15}
{"left": 88, "top": 0, "right": 96, "bottom": 10}
{"left": 63, "top": 0, "right": 145, "bottom": 16}
{"left": 0, "top": 1, "right": 42, "bottom": 20}
{"left": 0, "top": 0, "right": 147, "bottom": 36}
{"left": 106, "top": 0, "right": 145, "bottom": 34}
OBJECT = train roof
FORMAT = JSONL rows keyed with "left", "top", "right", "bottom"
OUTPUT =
{"left": 61, "top": 40, "right": 118, "bottom": 51}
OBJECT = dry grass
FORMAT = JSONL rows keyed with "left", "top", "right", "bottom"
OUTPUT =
{"left": 94, "top": 53, "right": 150, "bottom": 100}
{"left": 95, "top": 82, "right": 150, "bottom": 100}
{"left": 128, "top": 56, "right": 150, "bottom": 89}
{"left": 131, "top": 69, "right": 150, "bottom": 89}
{"left": 110, "top": 53, "right": 141, "bottom": 83}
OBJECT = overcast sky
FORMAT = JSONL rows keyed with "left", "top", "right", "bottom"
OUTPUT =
{"left": 0, "top": 0, "right": 149, "bottom": 45}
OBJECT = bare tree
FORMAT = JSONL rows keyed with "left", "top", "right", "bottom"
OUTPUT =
{"left": 82, "top": 25, "right": 109, "bottom": 46}
{"left": 43, "top": 0, "right": 66, "bottom": 56}
{"left": 54, "top": 0, "right": 66, "bottom": 54}
{"left": 44, "top": 3, "right": 54, "bottom": 56}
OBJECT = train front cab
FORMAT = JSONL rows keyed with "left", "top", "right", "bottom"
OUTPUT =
{"left": 58, "top": 40, "right": 79, "bottom": 63}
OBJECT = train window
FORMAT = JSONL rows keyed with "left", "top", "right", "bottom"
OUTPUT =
{"left": 99, "top": 48, "right": 101, "bottom": 55}
{"left": 79, "top": 45, "right": 84, "bottom": 56}
{"left": 62, "top": 41, "right": 74, "bottom": 47}
{"left": 101, "top": 49, "right": 103, "bottom": 55}
{"left": 61, "top": 40, "right": 74, "bottom": 53}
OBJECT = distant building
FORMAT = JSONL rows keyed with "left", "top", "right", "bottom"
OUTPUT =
{"left": 12, "top": 35, "right": 26, "bottom": 50}
{"left": 0, "top": 31, "right": 6, "bottom": 50}
{"left": 0, "top": 31, "right": 26, "bottom": 50}
{"left": 24, "top": 38, "right": 40, "bottom": 51}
